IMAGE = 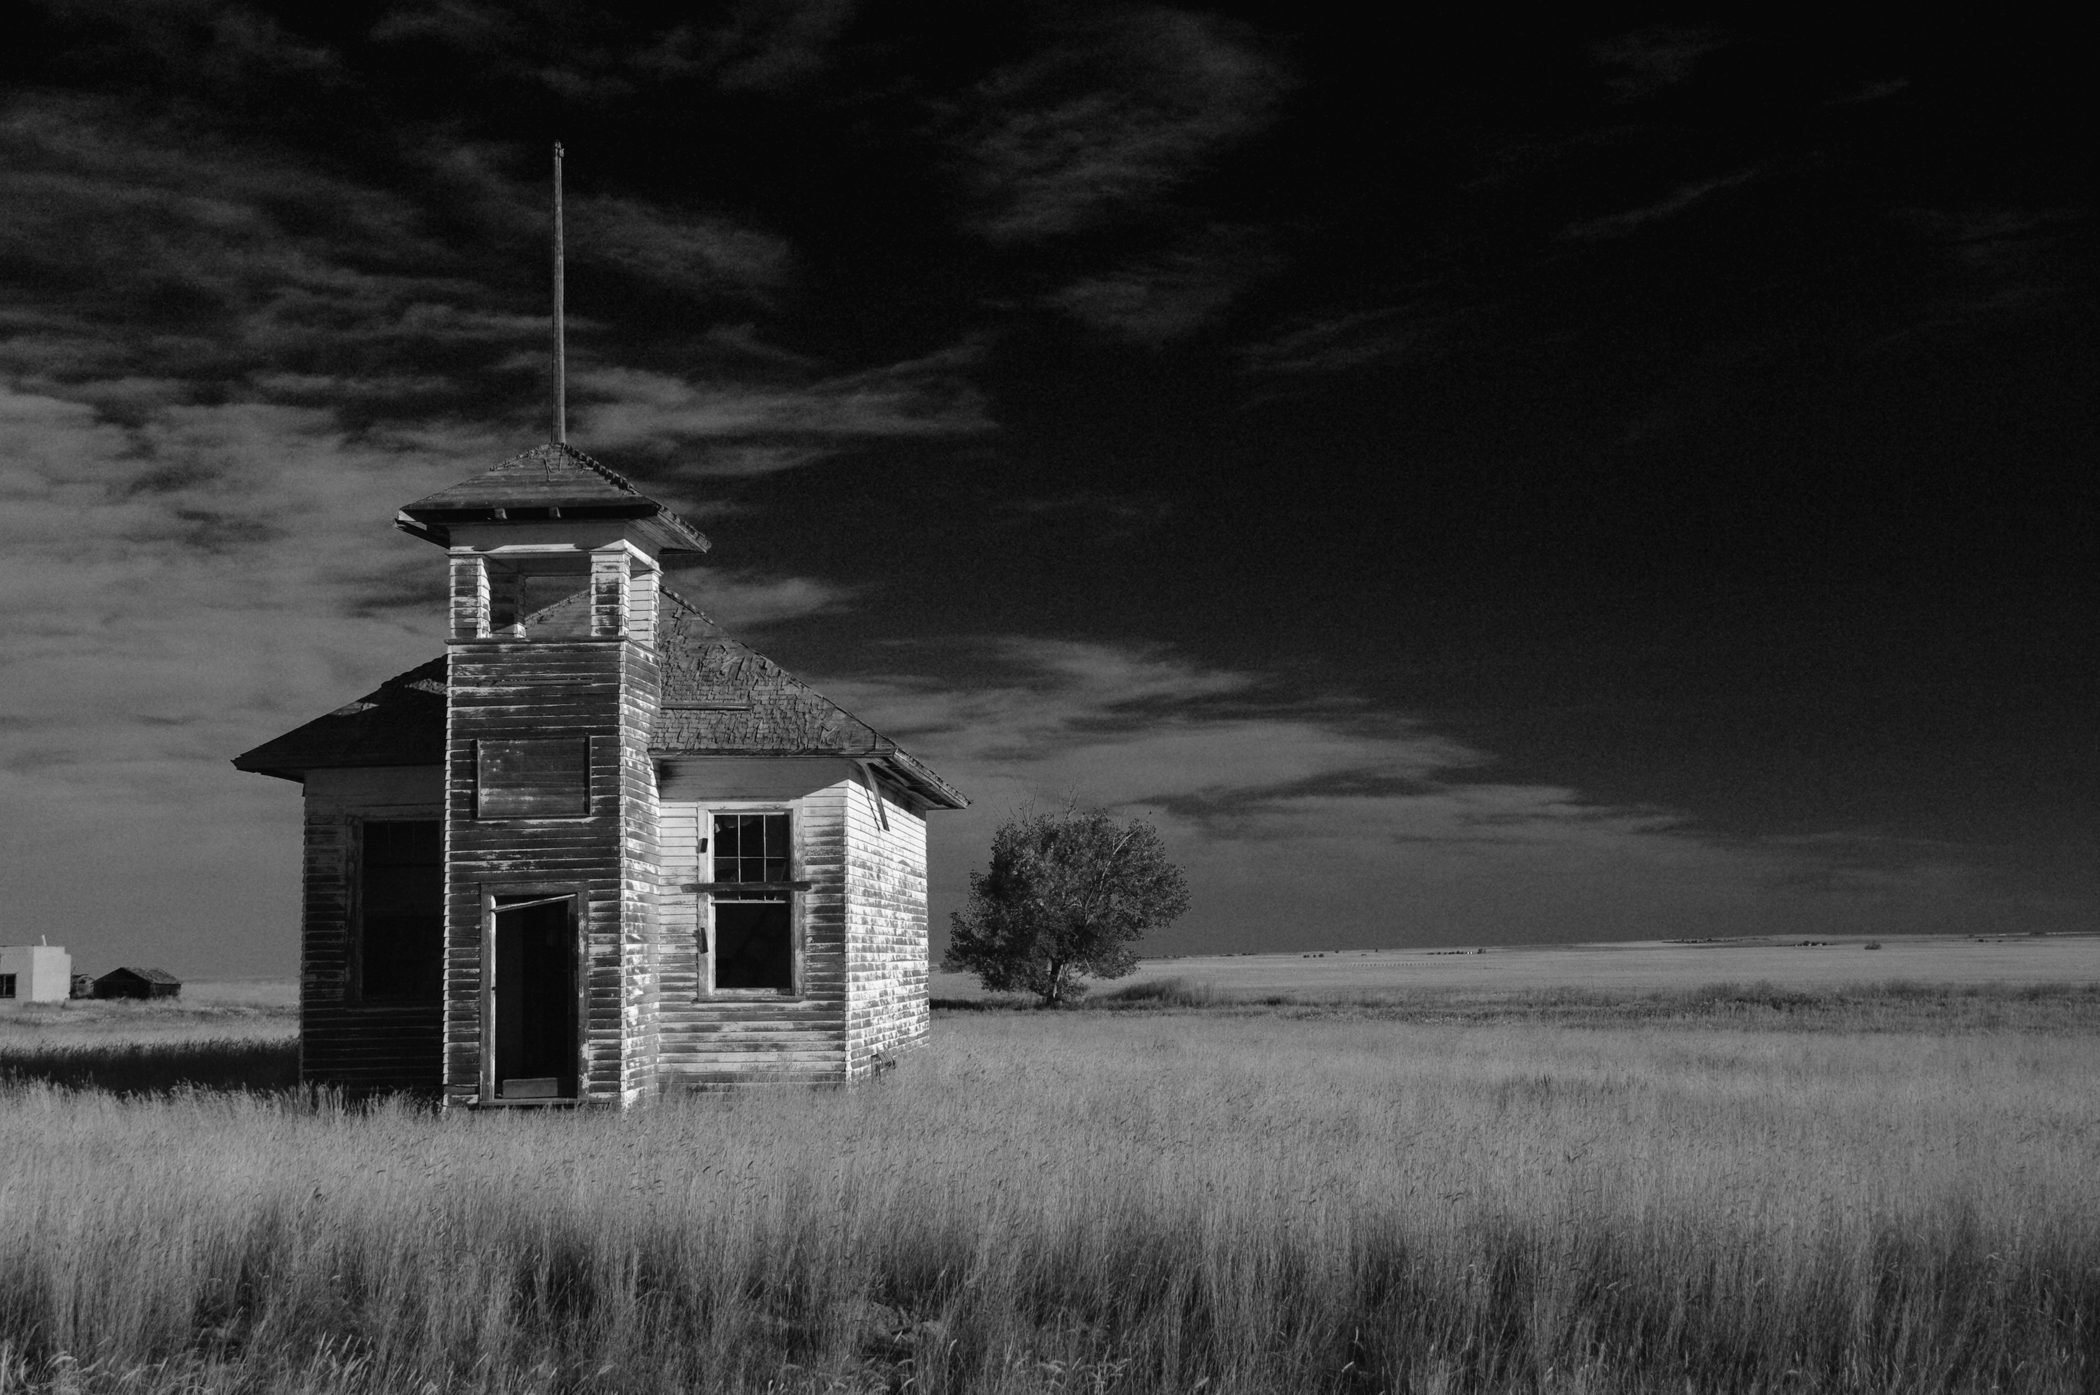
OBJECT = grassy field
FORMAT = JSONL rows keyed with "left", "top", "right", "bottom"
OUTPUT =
{"left": 0, "top": 992, "right": 299, "bottom": 1095}
{"left": 2, "top": 956, "right": 2097, "bottom": 1393}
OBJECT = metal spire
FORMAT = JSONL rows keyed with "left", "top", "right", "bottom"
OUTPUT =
{"left": 552, "top": 141, "right": 566, "bottom": 445}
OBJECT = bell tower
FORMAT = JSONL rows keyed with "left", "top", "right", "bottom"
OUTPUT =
{"left": 396, "top": 445, "right": 710, "bottom": 1107}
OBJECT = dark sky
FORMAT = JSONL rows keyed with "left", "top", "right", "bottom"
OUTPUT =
{"left": 1, "top": 4, "right": 2092, "bottom": 977}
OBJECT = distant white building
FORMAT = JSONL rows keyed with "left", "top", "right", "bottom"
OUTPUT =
{"left": 0, "top": 943, "right": 72, "bottom": 1003}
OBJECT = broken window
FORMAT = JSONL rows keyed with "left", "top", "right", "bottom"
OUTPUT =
{"left": 476, "top": 738, "right": 590, "bottom": 818}
{"left": 710, "top": 812, "right": 793, "bottom": 992}
{"left": 359, "top": 820, "right": 442, "bottom": 1003}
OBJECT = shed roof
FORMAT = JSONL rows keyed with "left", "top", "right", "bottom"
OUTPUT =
{"left": 394, "top": 443, "right": 711, "bottom": 554}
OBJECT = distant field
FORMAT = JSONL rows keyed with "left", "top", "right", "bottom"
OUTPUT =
{"left": 932, "top": 931, "right": 2100, "bottom": 1001}
{"left": 0, "top": 983, "right": 298, "bottom": 1094}
{"left": 0, "top": 987, "right": 296, "bottom": 1047}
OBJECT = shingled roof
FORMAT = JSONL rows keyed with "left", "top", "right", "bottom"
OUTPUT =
{"left": 232, "top": 658, "right": 447, "bottom": 780}
{"left": 231, "top": 594, "right": 967, "bottom": 808}
{"left": 653, "top": 589, "right": 967, "bottom": 808}
{"left": 394, "top": 443, "right": 711, "bottom": 553}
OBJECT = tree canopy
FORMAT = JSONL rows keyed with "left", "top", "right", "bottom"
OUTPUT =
{"left": 942, "top": 806, "right": 1190, "bottom": 1005}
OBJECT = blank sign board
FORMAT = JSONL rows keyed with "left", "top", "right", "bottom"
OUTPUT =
{"left": 476, "top": 738, "right": 589, "bottom": 818}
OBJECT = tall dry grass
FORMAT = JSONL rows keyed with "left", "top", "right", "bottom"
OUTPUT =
{"left": 3, "top": 1011, "right": 2097, "bottom": 1393}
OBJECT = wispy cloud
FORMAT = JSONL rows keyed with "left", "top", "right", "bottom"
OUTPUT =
{"left": 664, "top": 571, "right": 856, "bottom": 628}
{"left": 1588, "top": 26, "right": 1730, "bottom": 101}
{"left": 1049, "top": 224, "right": 1276, "bottom": 344}
{"left": 369, "top": 0, "right": 856, "bottom": 98}
{"left": 0, "top": 99, "right": 792, "bottom": 426}
{"left": 695, "top": 0, "right": 859, "bottom": 92}
{"left": 1239, "top": 305, "right": 1445, "bottom": 375}
{"left": 823, "top": 638, "right": 2018, "bottom": 950}
{"left": 1886, "top": 204, "right": 2084, "bottom": 324}
{"left": 959, "top": 9, "right": 1291, "bottom": 242}
{"left": 573, "top": 345, "right": 993, "bottom": 463}
{"left": 573, "top": 195, "right": 796, "bottom": 299}
{"left": 997, "top": 490, "right": 1173, "bottom": 543}
{"left": 1563, "top": 170, "right": 1757, "bottom": 240}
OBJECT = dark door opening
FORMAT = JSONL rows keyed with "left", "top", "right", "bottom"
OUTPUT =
{"left": 493, "top": 894, "right": 578, "bottom": 1099}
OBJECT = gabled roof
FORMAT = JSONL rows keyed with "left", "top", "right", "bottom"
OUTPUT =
{"left": 394, "top": 443, "right": 711, "bottom": 553}
{"left": 232, "top": 658, "right": 447, "bottom": 781}
{"left": 98, "top": 967, "right": 181, "bottom": 985}
{"left": 654, "top": 589, "right": 968, "bottom": 808}
{"left": 230, "top": 595, "right": 967, "bottom": 809}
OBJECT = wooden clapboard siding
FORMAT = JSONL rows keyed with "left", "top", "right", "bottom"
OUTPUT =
{"left": 654, "top": 776, "right": 852, "bottom": 1087}
{"left": 842, "top": 773, "right": 930, "bottom": 1081}
{"left": 442, "top": 552, "right": 664, "bottom": 1110}
{"left": 300, "top": 766, "right": 445, "bottom": 1095}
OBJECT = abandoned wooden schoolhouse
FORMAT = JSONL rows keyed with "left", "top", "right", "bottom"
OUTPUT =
{"left": 234, "top": 443, "right": 966, "bottom": 1107}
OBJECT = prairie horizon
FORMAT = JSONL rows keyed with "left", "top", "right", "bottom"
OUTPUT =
{"left": 939, "top": 930, "right": 2100, "bottom": 999}
{"left": 30, "top": 929, "right": 2097, "bottom": 1016}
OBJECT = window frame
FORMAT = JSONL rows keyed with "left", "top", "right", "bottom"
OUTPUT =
{"left": 350, "top": 816, "right": 445, "bottom": 1008}
{"left": 0, "top": 973, "right": 15, "bottom": 1000}
{"left": 698, "top": 803, "right": 806, "bottom": 1000}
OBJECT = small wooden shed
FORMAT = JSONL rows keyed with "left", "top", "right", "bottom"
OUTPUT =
{"left": 94, "top": 967, "right": 183, "bottom": 1000}
{"left": 234, "top": 443, "right": 966, "bottom": 1107}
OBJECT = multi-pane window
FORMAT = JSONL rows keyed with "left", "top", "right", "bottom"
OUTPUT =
{"left": 359, "top": 820, "right": 442, "bottom": 1003}
{"left": 714, "top": 813, "right": 790, "bottom": 884}
{"left": 710, "top": 812, "right": 793, "bottom": 993}
{"left": 0, "top": 974, "right": 15, "bottom": 999}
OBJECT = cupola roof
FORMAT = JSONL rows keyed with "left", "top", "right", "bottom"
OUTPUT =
{"left": 394, "top": 442, "right": 710, "bottom": 553}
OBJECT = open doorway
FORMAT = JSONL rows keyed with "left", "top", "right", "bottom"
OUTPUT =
{"left": 491, "top": 892, "right": 578, "bottom": 1100}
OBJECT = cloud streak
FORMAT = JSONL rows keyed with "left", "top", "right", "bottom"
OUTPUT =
{"left": 1563, "top": 170, "right": 1758, "bottom": 240}
{"left": 1050, "top": 224, "right": 1276, "bottom": 344}
{"left": 573, "top": 344, "right": 993, "bottom": 465}
{"left": 820, "top": 638, "right": 2022, "bottom": 952}
{"left": 959, "top": 9, "right": 1292, "bottom": 241}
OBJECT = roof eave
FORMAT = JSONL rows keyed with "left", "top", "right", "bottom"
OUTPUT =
{"left": 871, "top": 748, "right": 970, "bottom": 810}
{"left": 229, "top": 757, "right": 306, "bottom": 784}
{"left": 393, "top": 505, "right": 711, "bottom": 553}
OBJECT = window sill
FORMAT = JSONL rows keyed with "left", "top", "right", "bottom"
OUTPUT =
{"left": 450, "top": 635, "right": 629, "bottom": 646}
{"left": 681, "top": 881, "right": 811, "bottom": 893}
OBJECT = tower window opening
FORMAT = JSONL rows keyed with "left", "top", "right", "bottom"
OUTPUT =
{"left": 486, "top": 557, "right": 592, "bottom": 637}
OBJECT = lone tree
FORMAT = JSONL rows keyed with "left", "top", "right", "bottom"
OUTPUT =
{"left": 943, "top": 806, "right": 1190, "bottom": 1006}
